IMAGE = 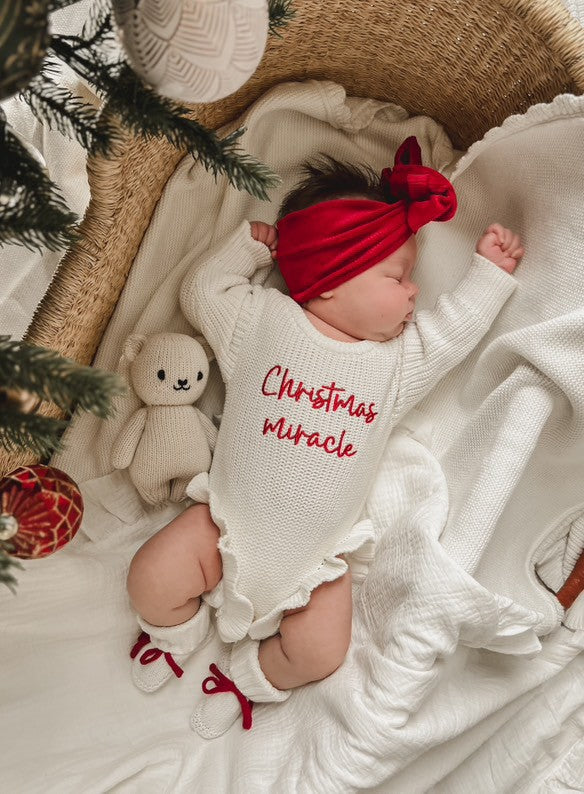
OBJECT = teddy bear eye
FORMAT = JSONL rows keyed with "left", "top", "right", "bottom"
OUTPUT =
{"left": 197, "top": 371, "right": 203, "bottom": 381}
{"left": 157, "top": 369, "right": 165, "bottom": 381}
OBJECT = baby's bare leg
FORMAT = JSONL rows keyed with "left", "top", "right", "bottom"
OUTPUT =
{"left": 127, "top": 503, "right": 222, "bottom": 627}
{"left": 258, "top": 568, "right": 352, "bottom": 690}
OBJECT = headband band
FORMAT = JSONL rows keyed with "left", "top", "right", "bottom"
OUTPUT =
{"left": 276, "top": 136, "right": 457, "bottom": 303}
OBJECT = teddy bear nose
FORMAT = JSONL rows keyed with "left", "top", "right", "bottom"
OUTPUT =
{"left": 177, "top": 378, "right": 189, "bottom": 387}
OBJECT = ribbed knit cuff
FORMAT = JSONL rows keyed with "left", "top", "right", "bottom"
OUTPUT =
{"left": 230, "top": 636, "right": 290, "bottom": 703}
{"left": 137, "top": 602, "right": 211, "bottom": 654}
{"left": 454, "top": 253, "right": 516, "bottom": 324}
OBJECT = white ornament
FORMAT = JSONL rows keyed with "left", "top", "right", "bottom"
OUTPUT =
{"left": 112, "top": 0, "right": 270, "bottom": 103}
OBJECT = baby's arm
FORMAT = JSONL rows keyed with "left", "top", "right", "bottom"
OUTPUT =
{"left": 393, "top": 226, "right": 523, "bottom": 420}
{"left": 180, "top": 221, "right": 274, "bottom": 382}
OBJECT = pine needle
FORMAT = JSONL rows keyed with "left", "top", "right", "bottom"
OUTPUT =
{"left": 0, "top": 337, "right": 126, "bottom": 417}
{"left": 22, "top": 74, "right": 114, "bottom": 155}
{"left": 0, "top": 121, "right": 78, "bottom": 250}
{"left": 268, "top": 0, "right": 296, "bottom": 35}
{"left": 0, "top": 548, "right": 22, "bottom": 594}
{"left": 0, "top": 401, "right": 67, "bottom": 457}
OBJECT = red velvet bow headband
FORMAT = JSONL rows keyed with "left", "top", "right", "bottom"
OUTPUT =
{"left": 276, "top": 136, "right": 457, "bottom": 304}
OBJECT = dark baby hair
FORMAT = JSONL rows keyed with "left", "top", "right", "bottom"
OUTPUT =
{"left": 277, "top": 156, "right": 386, "bottom": 221}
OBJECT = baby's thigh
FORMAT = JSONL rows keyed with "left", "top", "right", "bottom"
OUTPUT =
{"left": 127, "top": 504, "right": 222, "bottom": 603}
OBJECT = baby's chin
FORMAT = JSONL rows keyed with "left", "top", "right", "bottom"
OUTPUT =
{"left": 374, "top": 321, "right": 407, "bottom": 342}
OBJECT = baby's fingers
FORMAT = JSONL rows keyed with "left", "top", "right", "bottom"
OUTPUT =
{"left": 484, "top": 223, "right": 505, "bottom": 239}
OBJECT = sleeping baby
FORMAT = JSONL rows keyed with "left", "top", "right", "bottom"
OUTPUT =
{"left": 126, "top": 136, "right": 524, "bottom": 737}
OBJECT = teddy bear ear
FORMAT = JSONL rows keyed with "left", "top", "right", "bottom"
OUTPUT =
{"left": 194, "top": 333, "right": 215, "bottom": 363}
{"left": 122, "top": 334, "right": 147, "bottom": 363}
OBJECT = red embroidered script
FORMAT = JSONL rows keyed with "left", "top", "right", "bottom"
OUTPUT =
{"left": 260, "top": 365, "right": 378, "bottom": 458}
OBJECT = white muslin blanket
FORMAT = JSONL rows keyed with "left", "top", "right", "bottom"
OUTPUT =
{"left": 2, "top": 81, "right": 584, "bottom": 792}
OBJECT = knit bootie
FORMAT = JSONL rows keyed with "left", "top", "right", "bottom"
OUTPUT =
{"left": 191, "top": 636, "right": 290, "bottom": 738}
{"left": 130, "top": 602, "right": 212, "bottom": 693}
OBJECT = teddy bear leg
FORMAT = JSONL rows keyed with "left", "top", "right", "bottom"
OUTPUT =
{"left": 135, "top": 477, "right": 171, "bottom": 507}
{"left": 170, "top": 477, "right": 190, "bottom": 503}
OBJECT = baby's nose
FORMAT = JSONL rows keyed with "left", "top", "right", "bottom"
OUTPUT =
{"left": 409, "top": 282, "right": 419, "bottom": 299}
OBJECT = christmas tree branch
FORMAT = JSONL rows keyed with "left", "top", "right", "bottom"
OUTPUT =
{"left": 0, "top": 548, "right": 21, "bottom": 594}
{"left": 22, "top": 73, "right": 114, "bottom": 155}
{"left": 0, "top": 119, "right": 78, "bottom": 251}
{"left": 0, "top": 402, "right": 67, "bottom": 457}
{"left": 268, "top": 0, "right": 296, "bottom": 35}
{"left": 0, "top": 337, "right": 126, "bottom": 418}
{"left": 50, "top": 33, "right": 281, "bottom": 198}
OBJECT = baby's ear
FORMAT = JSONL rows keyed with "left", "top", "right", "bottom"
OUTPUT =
{"left": 194, "top": 333, "right": 215, "bottom": 363}
{"left": 122, "top": 334, "right": 146, "bottom": 363}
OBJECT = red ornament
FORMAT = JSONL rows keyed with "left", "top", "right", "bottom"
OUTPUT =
{"left": 0, "top": 465, "right": 83, "bottom": 559}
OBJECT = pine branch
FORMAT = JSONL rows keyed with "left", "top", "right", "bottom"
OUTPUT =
{"left": 22, "top": 73, "right": 114, "bottom": 155}
{"left": 0, "top": 337, "right": 126, "bottom": 418}
{"left": 104, "top": 67, "right": 280, "bottom": 198}
{"left": 0, "top": 548, "right": 22, "bottom": 594}
{"left": 80, "top": 0, "right": 115, "bottom": 44}
{"left": 0, "top": 120, "right": 79, "bottom": 250}
{"left": 268, "top": 0, "right": 296, "bottom": 35}
{"left": 0, "top": 401, "right": 67, "bottom": 457}
{"left": 50, "top": 35, "right": 281, "bottom": 198}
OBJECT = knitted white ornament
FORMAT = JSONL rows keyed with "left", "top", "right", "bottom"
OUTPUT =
{"left": 112, "top": 0, "right": 270, "bottom": 103}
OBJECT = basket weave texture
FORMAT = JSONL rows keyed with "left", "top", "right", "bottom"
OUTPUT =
{"left": 3, "top": 0, "right": 584, "bottom": 474}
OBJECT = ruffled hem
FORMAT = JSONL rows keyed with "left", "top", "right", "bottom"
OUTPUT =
{"left": 186, "top": 472, "right": 375, "bottom": 643}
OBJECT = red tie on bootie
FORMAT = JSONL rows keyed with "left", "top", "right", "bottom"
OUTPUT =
{"left": 130, "top": 631, "right": 185, "bottom": 679}
{"left": 202, "top": 662, "right": 254, "bottom": 730}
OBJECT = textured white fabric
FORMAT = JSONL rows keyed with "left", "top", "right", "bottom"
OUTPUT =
{"left": 191, "top": 636, "right": 289, "bottom": 737}
{"left": 3, "top": 82, "right": 584, "bottom": 792}
{"left": 179, "top": 220, "right": 516, "bottom": 642}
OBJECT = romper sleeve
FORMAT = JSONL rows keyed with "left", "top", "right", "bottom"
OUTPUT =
{"left": 392, "top": 253, "right": 516, "bottom": 422}
{"left": 180, "top": 220, "right": 273, "bottom": 382}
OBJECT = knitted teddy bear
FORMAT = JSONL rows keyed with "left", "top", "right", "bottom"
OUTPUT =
{"left": 111, "top": 332, "right": 217, "bottom": 506}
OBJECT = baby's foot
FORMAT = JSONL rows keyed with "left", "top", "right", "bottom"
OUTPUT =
{"left": 191, "top": 649, "right": 253, "bottom": 738}
{"left": 130, "top": 602, "right": 212, "bottom": 693}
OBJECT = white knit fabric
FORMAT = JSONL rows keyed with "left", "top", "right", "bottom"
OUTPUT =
{"left": 191, "top": 637, "right": 289, "bottom": 738}
{"left": 131, "top": 602, "right": 213, "bottom": 691}
{"left": 180, "top": 221, "right": 516, "bottom": 642}
{"left": 7, "top": 82, "right": 579, "bottom": 792}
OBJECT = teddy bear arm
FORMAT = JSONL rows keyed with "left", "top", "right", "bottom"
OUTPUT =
{"left": 196, "top": 409, "right": 218, "bottom": 452}
{"left": 111, "top": 407, "right": 148, "bottom": 470}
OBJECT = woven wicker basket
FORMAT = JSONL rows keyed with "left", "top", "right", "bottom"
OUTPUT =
{"left": 4, "top": 0, "right": 584, "bottom": 475}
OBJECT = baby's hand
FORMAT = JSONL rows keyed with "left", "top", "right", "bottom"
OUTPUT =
{"left": 250, "top": 220, "right": 278, "bottom": 259}
{"left": 476, "top": 224, "right": 525, "bottom": 274}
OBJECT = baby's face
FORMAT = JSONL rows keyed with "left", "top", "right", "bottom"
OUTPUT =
{"left": 315, "top": 237, "right": 419, "bottom": 342}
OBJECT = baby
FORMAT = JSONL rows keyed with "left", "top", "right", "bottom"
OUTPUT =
{"left": 126, "top": 137, "right": 524, "bottom": 738}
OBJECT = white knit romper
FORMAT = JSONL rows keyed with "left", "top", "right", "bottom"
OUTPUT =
{"left": 180, "top": 221, "right": 515, "bottom": 643}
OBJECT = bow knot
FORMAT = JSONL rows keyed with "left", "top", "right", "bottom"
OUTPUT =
{"left": 129, "top": 631, "right": 184, "bottom": 679}
{"left": 380, "top": 136, "right": 457, "bottom": 232}
{"left": 202, "top": 662, "right": 254, "bottom": 730}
